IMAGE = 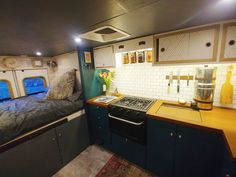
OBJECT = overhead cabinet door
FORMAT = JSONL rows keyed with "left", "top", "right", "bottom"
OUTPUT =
{"left": 158, "top": 33, "right": 189, "bottom": 62}
{"left": 188, "top": 29, "right": 216, "bottom": 60}
{"left": 113, "top": 36, "right": 153, "bottom": 53}
{"left": 220, "top": 23, "right": 236, "bottom": 61}
{"left": 155, "top": 25, "right": 220, "bottom": 64}
{"left": 94, "top": 46, "right": 115, "bottom": 68}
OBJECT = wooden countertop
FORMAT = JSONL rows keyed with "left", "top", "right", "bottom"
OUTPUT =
{"left": 147, "top": 100, "right": 236, "bottom": 159}
{"left": 86, "top": 95, "right": 123, "bottom": 108}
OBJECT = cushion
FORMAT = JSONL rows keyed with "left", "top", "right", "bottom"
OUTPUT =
{"left": 67, "top": 91, "right": 82, "bottom": 102}
{"left": 46, "top": 69, "right": 76, "bottom": 100}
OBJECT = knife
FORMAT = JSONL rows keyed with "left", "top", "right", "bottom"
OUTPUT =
{"left": 187, "top": 74, "right": 190, "bottom": 86}
{"left": 177, "top": 70, "right": 180, "bottom": 93}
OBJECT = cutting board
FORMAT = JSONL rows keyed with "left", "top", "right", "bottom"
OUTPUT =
{"left": 220, "top": 70, "right": 233, "bottom": 105}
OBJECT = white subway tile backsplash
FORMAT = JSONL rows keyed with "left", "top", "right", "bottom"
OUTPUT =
{"left": 111, "top": 63, "right": 236, "bottom": 109}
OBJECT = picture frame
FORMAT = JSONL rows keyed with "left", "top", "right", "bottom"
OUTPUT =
{"left": 84, "top": 51, "right": 92, "bottom": 64}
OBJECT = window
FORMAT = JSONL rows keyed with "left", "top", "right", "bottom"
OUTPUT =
{"left": 0, "top": 80, "right": 12, "bottom": 101}
{"left": 23, "top": 77, "right": 47, "bottom": 95}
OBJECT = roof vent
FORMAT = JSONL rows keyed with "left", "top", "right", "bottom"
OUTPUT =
{"left": 79, "top": 26, "right": 130, "bottom": 43}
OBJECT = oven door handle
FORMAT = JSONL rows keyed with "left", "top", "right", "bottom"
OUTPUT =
{"left": 108, "top": 114, "right": 144, "bottom": 126}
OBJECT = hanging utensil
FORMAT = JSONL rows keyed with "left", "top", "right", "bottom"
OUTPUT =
{"left": 177, "top": 70, "right": 180, "bottom": 93}
{"left": 220, "top": 65, "right": 234, "bottom": 104}
{"left": 187, "top": 74, "right": 190, "bottom": 86}
{"left": 168, "top": 72, "right": 173, "bottom": 94}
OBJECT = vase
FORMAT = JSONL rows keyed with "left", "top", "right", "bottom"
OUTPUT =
{"left": 105, "top": 85, "right": 111, "bottom": 96}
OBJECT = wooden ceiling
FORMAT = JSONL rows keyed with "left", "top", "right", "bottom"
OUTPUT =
{"left": 0, "top": 0, "right": 236, "bottom": 56}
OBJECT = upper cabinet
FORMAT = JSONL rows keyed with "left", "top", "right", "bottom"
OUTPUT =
{"left": 113, "top": 36, "right": 153, "bottom": 53}
{"left": 94, "top": 46, "right": 115, "bottom": 68}
{"left": 220, "top": 22, "right": 236, "bottom": 61}
{"left": 154, "top": 25, "right": 220, "bottom": 64}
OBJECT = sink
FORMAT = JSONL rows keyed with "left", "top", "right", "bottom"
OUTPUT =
{"left": 156, "top": 103, "right": 202, "bottom": 123}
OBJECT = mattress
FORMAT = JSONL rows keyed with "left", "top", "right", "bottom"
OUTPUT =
{"left": 0, "top": 93, "right": 84, "bottom": 145}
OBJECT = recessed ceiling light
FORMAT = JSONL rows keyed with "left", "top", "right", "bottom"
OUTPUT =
{"left": 36, "top": 52, "right": 42, "bottom": 56}
{"left": 74, "top": 37, "right": 82, "bottom": 43}
{"left": 222, "top": 0, "right": 234, "bottom": 2}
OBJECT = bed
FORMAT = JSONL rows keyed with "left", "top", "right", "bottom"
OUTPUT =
{"left": 0, "top": 92, "right": 84, "bottom": 145}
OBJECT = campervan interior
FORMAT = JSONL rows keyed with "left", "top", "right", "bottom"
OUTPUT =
{"left": 0, "top": 1, "right": 236, "bottom": 177}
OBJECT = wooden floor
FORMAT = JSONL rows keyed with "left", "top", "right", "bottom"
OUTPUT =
{"left": 53, "top": 145, "right": 113, "bottom": 177}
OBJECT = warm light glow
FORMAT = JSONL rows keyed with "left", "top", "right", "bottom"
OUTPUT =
{"left": 74, "top": 37, "right": 82, "bottom": 43}
{"left": 36, "top": 52, "right": 42, "bottom": 56}
{"left": 222, "top": 0, "right": 234, "bottom": 2}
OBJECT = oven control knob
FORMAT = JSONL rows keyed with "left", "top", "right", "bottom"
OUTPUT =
{"left": 118, "top": 108, "right": 124, "bottom": 112}
{"left": 135, "top": 112, "right": 141, "bottom": 117}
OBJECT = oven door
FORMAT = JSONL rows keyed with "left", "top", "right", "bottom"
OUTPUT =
{"left": 108, "top": 113, "right": 146, "bottom": 144}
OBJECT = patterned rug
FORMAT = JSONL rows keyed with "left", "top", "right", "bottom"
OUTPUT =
{"left": 96, "top": 155, "right": 156, "bottom": 177}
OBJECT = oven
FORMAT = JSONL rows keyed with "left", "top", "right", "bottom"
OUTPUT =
{"left": 108, "top": 106, "right": 147, "bottom": 145}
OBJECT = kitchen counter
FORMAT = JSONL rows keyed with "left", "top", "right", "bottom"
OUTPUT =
{"left": 147, "top": 100, "right": 236, "bottom": 159}
{"left": 86, "top": 95, "right": 123, "bottom": 108}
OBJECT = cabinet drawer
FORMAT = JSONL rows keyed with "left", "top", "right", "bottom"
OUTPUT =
{"left": 111, "top": 133, "right": 146, "bottom": 168}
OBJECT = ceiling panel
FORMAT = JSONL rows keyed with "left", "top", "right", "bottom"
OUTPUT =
{"left": 0, "top": 0, "right": 236, "bottom": 56}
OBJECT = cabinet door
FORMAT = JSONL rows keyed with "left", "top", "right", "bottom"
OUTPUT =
{"left": 221, "top": 23, "right": 236, "bottom": 61}
{"left": 158, "top": 33, "right": 189, "bottom": 62}
{"left": 88, "top": 105, "right": 111, "bottom": 150}
{"left": 174, "top": 125, "right": 219, "bottom": 177}
{"left": 111, "top": 133, "right": 146, "bottom": 168}
{"left": 147, "top": 118, "right": 176, "bottom": 177}
{"left": 0, "top": 129, "right": 62, "bottom": 177}
{"left": 188, "top": 29, "right": 215, "bottom": 60}
{"left": 56, "top": 115, "right": 90, "bottom": 165}
{"left": 94, "top": 46, "right": 115, "bottom": 68}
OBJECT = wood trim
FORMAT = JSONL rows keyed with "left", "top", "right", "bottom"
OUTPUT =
{"left": 153, "top": 25, "right": 220, "bottom": 65}
{"left": 220, "top": 22, "right": 236, "bottom": 62}
{"left": 22, "top": 76, "right": 47, "bottom": 95}
{"left": 0, "top": 79, "right": 15, "bottom": 99}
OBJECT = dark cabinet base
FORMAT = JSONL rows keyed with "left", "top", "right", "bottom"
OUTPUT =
{"left": 111, "top": 133, "right": 146, "bottom": 168}
{"left": 0, "top": 129, "right": 62, "bottom": 177}
{"left": 0, "top": 114, "right": 90, "bottom": 177}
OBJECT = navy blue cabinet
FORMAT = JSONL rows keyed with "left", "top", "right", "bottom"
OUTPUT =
{"left": 147, "top": 118, "right": 221, "bottom": 177}
{"left": 173, "top": 125, "right": 220, "bottom": 177}
{"left": 220, "top": 142, "right": 236, "bottom": 177}
{"left": 88, "top": 105, "right": 111, "bottom": 150}
{"left": 147, "top": 119, "right": 176, "bottom": 177}
{"left": 56, "top": 115, "right": 90, "bottom": 165}
{"left": 0, "top": 129, "right": 62, "bottom": 177}
{"left": 111, "top": 133, "right": 146, "bottom": 168}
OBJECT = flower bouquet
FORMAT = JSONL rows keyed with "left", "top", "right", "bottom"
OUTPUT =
{"left": 98, "top": 71, "right": 114, "bottom": 95}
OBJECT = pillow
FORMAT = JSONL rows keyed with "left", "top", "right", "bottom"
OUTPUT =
{"left": 46, "top": 69, "right": 76, "bottom": 100}
{"left": 67, "top": 91, "right": 82, "bottom": 102}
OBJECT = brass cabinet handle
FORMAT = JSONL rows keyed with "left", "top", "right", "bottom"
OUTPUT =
{"left": 161, "top": 48, "right": 165, "bottom": 52}
{"left": 229, "top": 40, "right": 235, "bottom": 46}
{"left": 206, "top": 42, "right": 211, "bottom": 47}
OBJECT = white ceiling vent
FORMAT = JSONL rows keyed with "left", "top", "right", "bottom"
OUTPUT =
{"left": 79, "top": 26, "right": 130, "bottom": 43}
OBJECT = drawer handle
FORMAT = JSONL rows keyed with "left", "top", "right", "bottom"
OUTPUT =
{"left": 206, "top": 42, "right": 211, "bottom": 47}
{"left": 225, "top": 174, "right": 231, "bottom": 177}
{"left": 178, "top": 135, "right": 182, "bottom": 139}
{"left": 161, "top": 48, "right": 165, "bottom": 52}
{"left": 118, "top": 45, "right": 124, "bottom": 49}
{"left": 58, "top": 133, "right": 62, "bottom": 137}
{"left": 108, "top": 113, "right": 143, "bottom": 126}
{"left": 52, "top": 138, "right": 56, "bottom": 141}
{"left": 170, "top": 132, "right": 174, "bottom": 136}
{"left": 139, "top": 41, "right": 146, "bottom": 45}
{"left": 229, "top": 40, "right": 235, "bottom": 46}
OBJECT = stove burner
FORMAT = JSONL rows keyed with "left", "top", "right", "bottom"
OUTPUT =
{"left": 111, "top": 96, "right": 154, "bottom": 112}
